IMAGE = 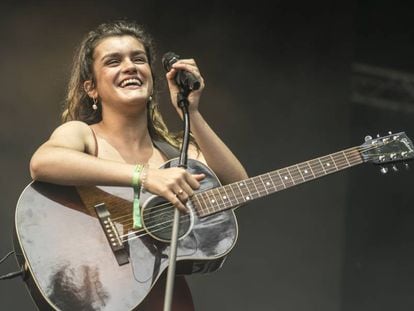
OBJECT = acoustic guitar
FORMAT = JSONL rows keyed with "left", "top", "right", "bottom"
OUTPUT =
{"left": 13, "top": 132, "right": 414, "bottom": 310}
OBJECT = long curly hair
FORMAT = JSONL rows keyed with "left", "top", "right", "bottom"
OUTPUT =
{"left": 62, "top": 19, "right": 181, "bottom": 148}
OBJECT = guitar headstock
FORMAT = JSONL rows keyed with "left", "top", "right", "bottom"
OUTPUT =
{"left": 360, "top": 132, "right": 414, "bottom": 166}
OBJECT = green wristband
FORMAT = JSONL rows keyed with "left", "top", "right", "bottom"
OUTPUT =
{"left": 132, "top": 164, "right": 144, "bottom": 229}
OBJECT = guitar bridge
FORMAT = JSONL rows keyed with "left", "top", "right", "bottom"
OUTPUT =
{"left": 94, "top": 203, "right": 129, "bottom": 266}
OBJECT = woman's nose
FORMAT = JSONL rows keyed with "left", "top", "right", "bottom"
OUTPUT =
{"left": 122, "top": 58, "right": 137, "bottom": 73}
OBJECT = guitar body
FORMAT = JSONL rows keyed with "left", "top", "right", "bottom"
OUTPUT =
{"left": 13, "top": 159, "right": 238, "bottom": 310}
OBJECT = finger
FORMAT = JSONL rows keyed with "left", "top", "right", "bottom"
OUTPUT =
{"left": 194, "top": 173, "right": 206, "bottom": 181}
{"left": 169, "top": 192, "right": 188, "bottom": 213}
{"left": 172, "top": 184, "right": 190, "bottom": 204}
{"left": 172, "top": 62, "right": 200, "bottom": 74}
{"left": 177, "top": 182, "right": 194, "bottom": 198}
{"left": 173, "top": 186, "right": 187, "bottom": 200}
{"left": 184, "top": 173, "right": 206, "bottom": 190}
{"left": 173, "top": 58, "right": 197, "bottom": 66}
{"left": 183, "top": 174, "right": 200, "bottom": 190}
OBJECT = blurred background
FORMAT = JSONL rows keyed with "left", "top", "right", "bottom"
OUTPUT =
{"left": 1, "top": 1, "right": 413, "bottom": 310}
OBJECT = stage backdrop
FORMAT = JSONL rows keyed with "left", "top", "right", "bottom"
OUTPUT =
{"left": 1, "top": 1, "right": 412, "bottom": 310}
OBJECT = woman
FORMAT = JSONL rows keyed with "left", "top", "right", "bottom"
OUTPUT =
{"left": 30, "top": 20, "right": 247, "bottom": 310}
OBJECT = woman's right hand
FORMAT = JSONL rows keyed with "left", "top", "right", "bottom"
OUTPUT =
{"left": 143, "top": 167, "right": 205, "bottom": 212}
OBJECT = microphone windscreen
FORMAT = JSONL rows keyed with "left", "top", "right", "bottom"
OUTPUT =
{"left": 162, "top": 52, "right": 180, "bottom": 72}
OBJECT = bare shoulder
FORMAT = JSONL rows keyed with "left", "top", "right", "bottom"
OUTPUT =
{"left": 50, "top": 120, "right": 91, "bottom": 136}
{"left": 45, "top": 121, "right": 95, "bottom": 153}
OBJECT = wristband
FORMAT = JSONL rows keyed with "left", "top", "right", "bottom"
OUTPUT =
{"left": 132, "top": 164, "right": 144, "bottom": 229}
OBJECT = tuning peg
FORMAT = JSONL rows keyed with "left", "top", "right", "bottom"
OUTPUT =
{"left": 405, "top": 163, "right": 410, "bottom": 170}
{"left": 380, "top": 166, "right": 388, "bottom": 174}
{"left": 392, "top": 165, "right": 398, "bottom": 172}
{"left": 377, "top": 134, "right": 381, "bottom": 138}
{"left": 365, "top": 135, "right": 372, "bottom": 142}
{"left": 388, "top": 131, "right": 393, "bottom": 135}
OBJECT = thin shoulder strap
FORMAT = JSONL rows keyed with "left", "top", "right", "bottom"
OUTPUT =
{"left": 152, "top": 139, "right": 180, "bottom": 160}
{"left": 88, "top": 128, "right": 176, "bottom": 160}
{"left": 89, "top": 126, "right": 99, "bottom": 157}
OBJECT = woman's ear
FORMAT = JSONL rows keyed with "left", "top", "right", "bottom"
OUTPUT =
{"left": 84, "top": 80, "right": 97, "bottom": 98}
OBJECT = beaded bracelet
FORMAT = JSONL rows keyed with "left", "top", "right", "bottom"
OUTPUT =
{"left": 132, "top": 164, "right": 144, "bottom": 229}
{"left": 140, "top": 164, "right": 149, "bottom": 191}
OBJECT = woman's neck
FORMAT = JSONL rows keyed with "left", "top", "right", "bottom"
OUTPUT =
{"left": 96, "top": 106, "right": 153, "bottom": 149}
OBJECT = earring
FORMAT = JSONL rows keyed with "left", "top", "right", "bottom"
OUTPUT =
{"left": 148, "top": 95, "right": 153, "bottom": 102}
{"left": 92, "top": 98, "right": 98, "bottom": 110}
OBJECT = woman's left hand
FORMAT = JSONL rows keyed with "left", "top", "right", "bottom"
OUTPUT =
{"left": 165, "top": 58, "right": 205, "bottom": 117}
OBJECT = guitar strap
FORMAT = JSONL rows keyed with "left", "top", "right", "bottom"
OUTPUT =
{"left": 152, "top": 139, "right": 180, "bottom": 160}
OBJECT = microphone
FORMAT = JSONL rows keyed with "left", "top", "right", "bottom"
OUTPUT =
{"left": 162, "top": 52, "right": 200, "bottom": 91}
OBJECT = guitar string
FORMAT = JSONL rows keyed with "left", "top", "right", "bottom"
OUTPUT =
{"left": 120, "top": 213, "right": 191, "bottom": 240}
{"left": 122, "top": 155, "right": 366, "bottom": 240}
{"left": 117, "top": 145, "right": 364, "bottom": 225}
{"left": 121, "top": 143, "right": 395, "bottom": 242}
{"left": 112, "top": 143, "right": 380, "bottom": 231}
{"left": 113, "top": 143, "right": 388, "bottom": 239}
{"left": 110, "top": 144, "right": 367, "bottom": 223}
{"left": 121, "top": 216, "right": 192, "bottom": 242}
{"left": 121, "top": 144, "right": 367, "bottom": 242}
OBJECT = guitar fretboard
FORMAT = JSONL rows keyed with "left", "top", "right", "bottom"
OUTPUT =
{"left": 192, "top": 147, "right": 363, "bottom": 217}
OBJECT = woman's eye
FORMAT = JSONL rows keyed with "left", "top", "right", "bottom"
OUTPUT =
{"left": 133, "top": 57, "right": 146, "bottom": 63}
{"left": 106, "top": 59, "right": 119, "bottom": 66}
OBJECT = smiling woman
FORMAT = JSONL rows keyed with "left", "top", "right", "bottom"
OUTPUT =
{"left": 18, "top": 19, "right": 248, "bottom": 311}
{"left": 84, "top": 36, "right": 153, "bottom": 120}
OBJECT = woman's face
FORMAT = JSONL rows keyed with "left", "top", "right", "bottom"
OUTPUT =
{"left": 88, "top": 35, "right": 153, "bottom": 110}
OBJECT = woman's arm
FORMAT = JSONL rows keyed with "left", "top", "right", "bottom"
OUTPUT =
{"left": 30, "top": 121, "right": 136, "bottom": 186}
{"left": 166, "top": 59, "right": 248, "bottom": 184}
{"left": 30, "top": 121, "right": 204, "bottom": 211}
{"left": 188, "top": 111, "right": 248, "bottom": 184}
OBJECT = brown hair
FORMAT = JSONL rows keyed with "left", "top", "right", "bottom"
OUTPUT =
{"left": 62, "top": 19, "right": 182, "bottom": 148}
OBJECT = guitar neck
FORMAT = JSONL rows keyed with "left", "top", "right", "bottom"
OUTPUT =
{"left": 193, "top": 146, "right": 363, "bottom": 217}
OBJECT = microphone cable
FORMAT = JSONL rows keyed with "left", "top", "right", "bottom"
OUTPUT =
{"left": 0, "top": 250, "right": 25, "bottom": 280}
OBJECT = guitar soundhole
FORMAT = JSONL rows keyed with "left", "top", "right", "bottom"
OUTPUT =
{"left": 142, "top": 195, "right": 193, "bottom": 243}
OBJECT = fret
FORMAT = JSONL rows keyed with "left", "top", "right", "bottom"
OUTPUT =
{"left": 239, "top": 180, "right": 254, "bottom": 201}
{"left": 245, "top": 178, "right": 261, "bottom": 199}
{"left": 220, "top": 186, "right": 234, "bottom": 207}
{"left": 298, "top": 161, "right": 315, "bottom": 180}
{"left": 320, "top": 156, "right": 337, "bottom": 174}
{"left": 308, "top": 159, "right": 325, "bottom": 177}
{"left": 288, "top": 165, "right": 305, "bottom": 184}
{"left": 196, "top": 192, "right": 209, "bottom": 215}
{"left": 278, "top": 168, "right": 294, "bottom": 188}
{"left": 203, "top": 190, "right": 218, "bottom": 214}
{"left": 275, "top": 170, "right": 286, "bottom": 188}
{"left": 286, "top": 167, "right": 295, "bottom": 184}
{"left": 254, "top": 176, "right": 267, "bottom": 196}
{"left": 258, "top": 175, "right": 270, "bottom": 195}
{"left": 295, "top": 164, "right": 306, "bottom": 181}
{"left": 329, "top": 154, "right": 338, "bottom": 170}
{"left": 192, "top": 194, "right": 204, "bottom": 214}
{"left": 262, "top": 172, "right": 279, "bottom": 192}
{"left": 269, "top": 171, "right": 284, "bottom": 190}
{"left": 211, "top": 187, "right": 226, "bottom": 210}
{"left": 341, "top": 151, "right": 351, "bottom": 166}
{"left": 332, "top": 152, "right": 349, "bottom": 169}
{"left": 226, "top": 183, "right": 241, "bottom": 206}
{"left": 305, "top": 161, "right": 316, "bottom": 178}
{"left": 233, "top": 180, "right": 250, "bottom": 203}
{"left": 345, "top": 148, "right": 363, "bottom": 164}
{"left": 224, "top": 184, "right": 240, "bottom": 204}
{"left": 317, "top": 158, "right": 328, "bottom": 174}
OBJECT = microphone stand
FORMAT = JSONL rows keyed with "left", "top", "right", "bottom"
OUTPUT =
{"left": 163, "top": 88, "right": 191, "bottom": 311}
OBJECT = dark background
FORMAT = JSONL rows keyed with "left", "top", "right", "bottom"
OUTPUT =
{"left": 1, "top": 1, "right": 413, "bottom": 310}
